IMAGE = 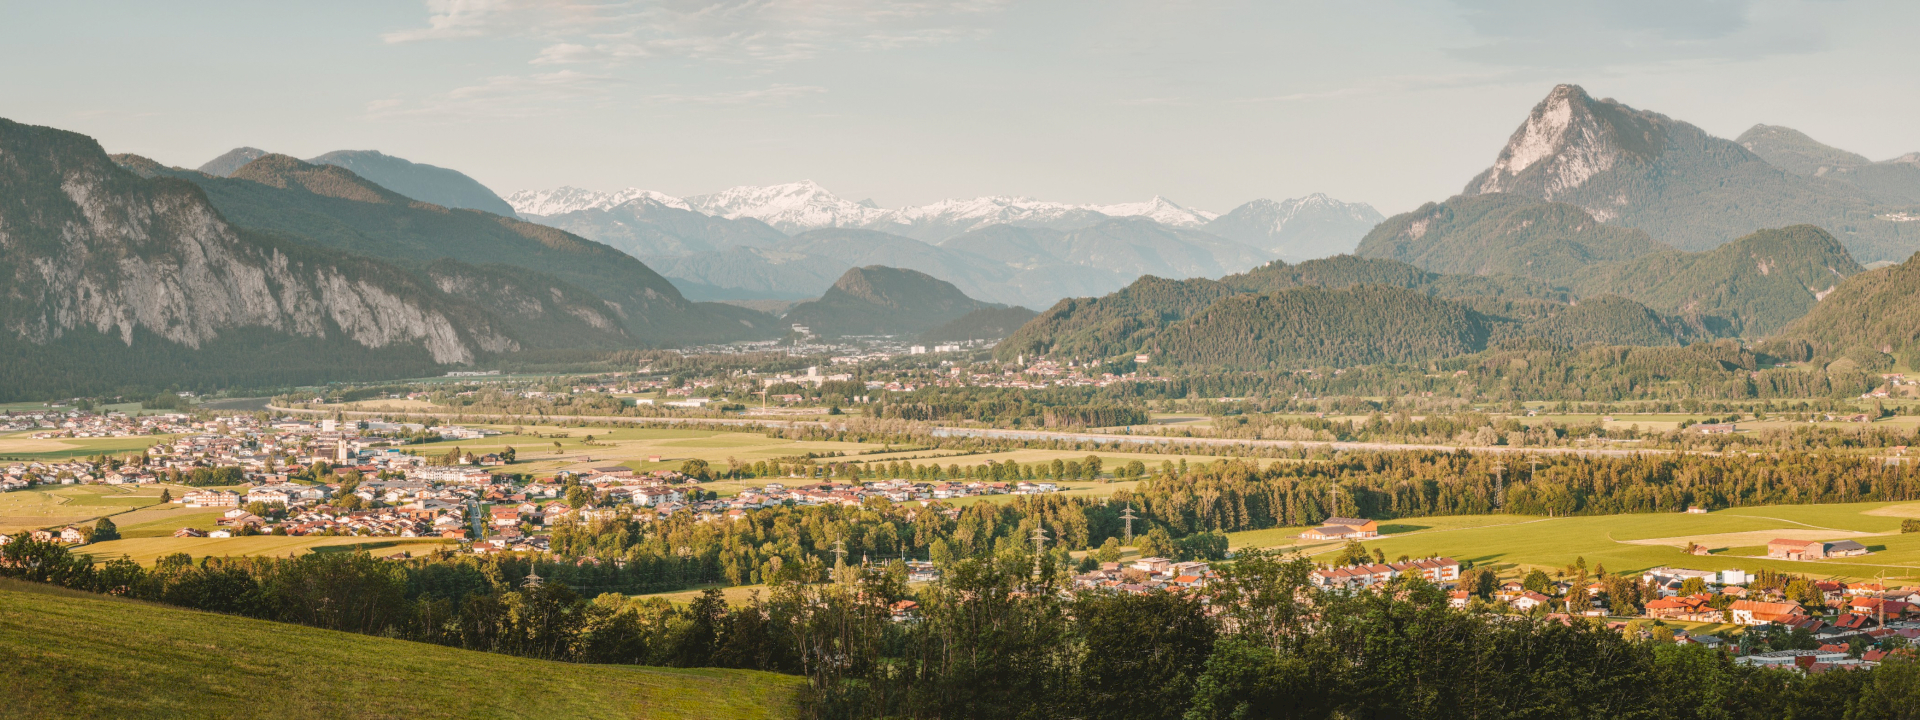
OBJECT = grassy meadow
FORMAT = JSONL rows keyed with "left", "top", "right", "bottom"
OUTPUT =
{"left": 1227, "top": 501, "right": 1920, "bottom": 582}
{"left": 0, "top": 579, "right": 803, "bottom": 719}
{"left": 0, "top": 484, "right": 173, "bottom": 534}
{"left": 76, "top": 536, "right": 458, "bottom": 565}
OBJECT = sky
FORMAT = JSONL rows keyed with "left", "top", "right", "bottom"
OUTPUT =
{"left": 3, "top": 0, "right": 1917, "bottom": 215}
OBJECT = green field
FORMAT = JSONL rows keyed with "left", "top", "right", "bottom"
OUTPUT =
{"left": 0, "top": 485, "right": 171, "bottom": 534}
{"left": 0, "top": 580, "right": 803, "bottom": 719}
{"left": 77, "top": 536, "right": 458, "bottom": 565}
{"left": 0, "top": 431, "right": 172, "bottom": 461}
{"left": 1245, "top": 502, "right": 1920, "bottom": 581}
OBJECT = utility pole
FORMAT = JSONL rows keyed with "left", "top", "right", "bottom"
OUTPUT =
{"left": 1492, "top": 462, "right": 1506, "bottom": 510}
{"left": 1120, "top": 505, "right": 1137, "bottom": 544}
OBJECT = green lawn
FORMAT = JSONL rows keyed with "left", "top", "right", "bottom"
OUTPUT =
{"left": 0, "top": 432, "right": 172, "bottom": 461}
{"left": 0, "top": 580, "right": 803, "bottom": 719}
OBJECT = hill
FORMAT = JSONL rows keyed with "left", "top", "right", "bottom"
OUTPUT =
{"left": 1203, "top": 194, "right": 1385, "bottom": 261}
{"left": 1571, "top": 225, "right": 1863, "bottom": 336}
{"left": 0, "top": 581, "right": 801, "bottom": 719}
{"left": 990, "top": 255, "right": 1681, "bottom": 366}
{"left": 1764, "top": 251, "right": 1920, "bottom": 369}
{"left": 1354, "top": 193, "right": 1667, "bottom": 284}
{"left": 139, "top": 154, "right": 772, "bottom": 344}
{"left": 306, "top": 149, "right": 519, "bottom": 217}
{"left": 1464, "top": 84, "right": 1919, "bottom": 261}
{"left": 781, "top": 266, "right": 995, "bottom": 337}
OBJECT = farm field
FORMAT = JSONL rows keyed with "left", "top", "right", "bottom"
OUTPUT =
{"left": 0, "top": 580, "right": 802, "bottom": 719}
{"left": 76, "top": 535, "right": 457, "bottom": 565}
{"left": 0, "top": 430, "right": 173, "bottom": 461}
{"left": 0, "top": 485, "right": 171, "bottom": 534}
{"left": 1269, "top": 502, "right": 1920, "bottom": 582}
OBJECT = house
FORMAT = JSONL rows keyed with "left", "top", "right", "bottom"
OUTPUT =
{"left": 1685, "top": 506, "right": 1709, "bottom": 514}
{"left": 1301, "top": 517, "right": 1379, "bottom": 540}
{"left": 1768, "top": 538, "right": 1828, "bottom": 560}
{"left": 1512, "top": 591, "right": 1551, "bottom": 612}
{"left": 172, "top": 527, "right": 207, "bottom": 538}
{"left": 1449, "top": 591, "right": 1472, "bottom": 609}
{"left": 58, "top": 526, "right": 87, "bottom": 544}
{"left": 1827, "top": 540, "right": 1871, "bottom": 557}
{"left": 891, "top": 600, "right": 920, "bottom": 622}
{"left": 1731, "top": 599, "right": 1808, "bottom": 626}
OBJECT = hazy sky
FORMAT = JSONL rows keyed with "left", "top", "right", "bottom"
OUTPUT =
{"left": 4, "top": 0, "right": 1917, "bottom": 214}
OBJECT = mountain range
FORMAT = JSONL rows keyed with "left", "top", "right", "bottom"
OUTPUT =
{"left": 507, "top": 181, "right": 1382, "bottom": 307}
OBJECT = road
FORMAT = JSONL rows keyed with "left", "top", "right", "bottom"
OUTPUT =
{"left": 267, "top": 405, "right": 1666, "bottom": 459}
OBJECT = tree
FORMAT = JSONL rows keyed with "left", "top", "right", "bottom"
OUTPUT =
{"left": 1522, "top": 569, "right": 1553, "bottom": 595}
{"left": 1335, "top": 541, "right": 1371, "bottom": 567}
{"left": 1095, "top": 537, "right": 1123, "bottom": 564}
{"left": 89, "top": 517, "right": 119, "bottom": 542}
{"left": 1679, "top": 577, "right": 1709, "bottom": 596}
{"left": 156, "top": 488, "right": 171, "bottom": 504}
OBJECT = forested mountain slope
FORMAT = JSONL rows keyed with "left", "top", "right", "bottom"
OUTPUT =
{"left": 1354, "top": 193, "right": 1667, "bottom": 284}
{"left": 1571, "top": 225, "right": 1862, "bottom": 336}
{"left": 1737, "top": 124, "right": 1920, "bottom": 205}
{"left": 1764, "top": 251, "right": 1920, "bottom": 369}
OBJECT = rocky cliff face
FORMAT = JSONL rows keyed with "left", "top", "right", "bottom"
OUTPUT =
{"left": 1, "top": 118, "right": 512, "bottom": 365}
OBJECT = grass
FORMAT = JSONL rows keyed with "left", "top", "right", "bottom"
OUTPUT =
{"left": 0, "top": 579, "right": 803, "bottom": 719}
{"left": 75, "top": 536, "right": 459, "bottom": 565}
{"left": 0, "top": 485, "right": 171, "bottom": 533}
{"left": 1259, "top": 502, "right": 1920, "bottom": 581}
{"left": 0, "top": 432, "right": 173, "bottom": 461}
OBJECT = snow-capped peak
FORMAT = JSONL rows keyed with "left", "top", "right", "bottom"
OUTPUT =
{"left": 505, "top": 186, "right": 690, "bottom": 217}
{"left": 686, "top": 180, "right": 891, "bottom": 232}
{"left": 1088, "top": 195, "right": 1218, "bottom": 227}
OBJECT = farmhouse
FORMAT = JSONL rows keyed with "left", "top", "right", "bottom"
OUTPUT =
{"left": 1767, "top": 539, "right": 1827, "bottom": 560}
{"left": 1731, "top": 600, "right": 1808, "bottom": 626}
{"left": 1301, "top": 517, "right": 1379, "bottom": 540}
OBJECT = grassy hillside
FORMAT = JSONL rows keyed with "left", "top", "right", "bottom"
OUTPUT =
{"left": 0, "top": 580, "right": 803, "bottom": 719}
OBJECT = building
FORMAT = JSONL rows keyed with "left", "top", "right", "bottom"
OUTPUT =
{"left": 1301, "top": 517, "right": 1380, "bottom": 540}
{"left": 1827, "top": 540, "right": 1871, "bottom": 557}
{"left": 1731, "top": 599, "right": 1808, "bottom": 626}
{"left": 1694, "top": 423, "right": 1736, "bottom": 435}
{"left": 1767, "top": 539, "right": 1828, "bottom": 560}
{"left": 181, "top": 490, "right": 240, "bottom": 508}
{"left": 1309, "top": 557, "right": 1461, "bottom": 590}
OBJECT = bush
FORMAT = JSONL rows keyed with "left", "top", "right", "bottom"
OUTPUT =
{"left": 1903, "top": 519, "right": 1920, "bottom": 533}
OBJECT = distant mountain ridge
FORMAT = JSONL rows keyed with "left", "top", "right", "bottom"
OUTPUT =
{"left": 1737, "top": 124, "right": 1920, "bottom": 205}
{"left": 197, "top": 147, "right": 519, "bottom": 217}
{"left": 1463, "top": 84, "right": 1919, "bottom": 261}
